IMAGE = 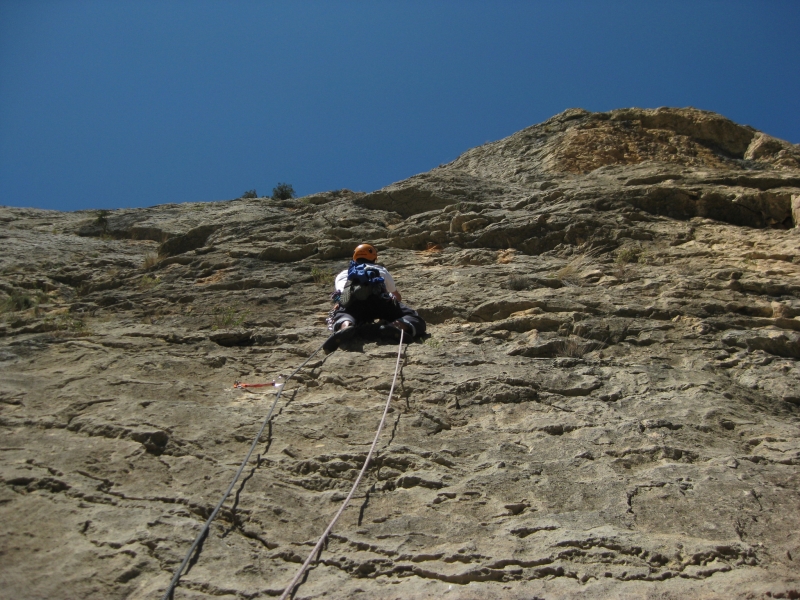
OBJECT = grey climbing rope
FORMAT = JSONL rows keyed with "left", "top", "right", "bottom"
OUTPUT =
{"left": 161, "top": 342, "right": 325, "bottom": 600}
{"left": 279, "top": 329, "right": 405, "bottom": 600}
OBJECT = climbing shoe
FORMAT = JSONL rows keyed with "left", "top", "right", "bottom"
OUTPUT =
{"left": 323, "top": 326, "right": 355, "bottom": 354}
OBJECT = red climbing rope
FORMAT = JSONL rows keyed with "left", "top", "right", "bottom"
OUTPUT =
{"left": 279, "top": 329, "right": 405, "bottom": 600}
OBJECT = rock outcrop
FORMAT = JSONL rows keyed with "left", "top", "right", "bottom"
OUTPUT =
{"left": 1, "top": 107, "right": 799, "bottom": 599}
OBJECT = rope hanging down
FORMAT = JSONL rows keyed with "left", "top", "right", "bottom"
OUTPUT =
{"left": 279, "top": 329, "right": 405, "bottom": 600}
{"left": 161, "top": 343, "right": 325, "bottom": 600}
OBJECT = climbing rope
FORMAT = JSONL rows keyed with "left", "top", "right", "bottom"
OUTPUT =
{"left": 161, "top": 342, "right": 325, "bottom": 600}
{"left": 279, "top": 329, "right": 405, "bottom": 600}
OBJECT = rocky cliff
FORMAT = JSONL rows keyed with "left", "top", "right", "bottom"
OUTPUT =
{"left": 1, "top": 107, "right": 799, "bottom": 599}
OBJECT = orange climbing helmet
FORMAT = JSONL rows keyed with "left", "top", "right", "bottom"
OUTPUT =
{"left": 353, "top": 243, "right": 378, "bottom": 263}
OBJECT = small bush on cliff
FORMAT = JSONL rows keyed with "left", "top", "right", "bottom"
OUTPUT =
{"left": 637, "top": 250, "right": 654, "bottom": 265}
{"left": 241, "top": 189, "right": 258, "bottom": 199}
{"left": 212, "top": 306, "right": 248, "bottom": 329}
{"left": 272, "top": 183, "right": 296, "bottom": 200}
{"left": 142, "top": 252, "right": 159, "bottom": 269}
{"left": 139, "top": 275, "right": 161, "bottom": 290}
{"left": 555, "top": 335, "right": 604, "bottom": 358}
{"left": 555, "top": 336, "right": 587, "bottom": 358}
{"left": 94, "top": 210, "right": 110, "bottom": 231}
{"left": 1, "top": 291, "right": 46, "bottom": 313}
{"left": 311, "top": 267, "right": 335, "bottom": 287}
{"left": 44, "top": 314, "right": 89, "bottom": 335}
{"left": 424, "top": 337, "right": 442, "bottom": 349}
{"left": 615, "top": 247, "right": 641, "bottom": 264}
{"left": 555, "top": 249, "right": 600, "bottom": 286}
{"left": 503, "top": 275, "right": 534, "bottom": 291}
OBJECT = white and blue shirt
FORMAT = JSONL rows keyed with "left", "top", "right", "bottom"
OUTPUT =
{"left": 334, "top": 264, "right": 397, "bottom": 294}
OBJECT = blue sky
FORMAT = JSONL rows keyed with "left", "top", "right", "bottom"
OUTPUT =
{"left": 1, "top": 1, "right": 799, "bottom": 212}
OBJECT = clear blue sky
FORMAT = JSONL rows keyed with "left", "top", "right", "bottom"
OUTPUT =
{"left": 1, "top": 1, "right": 799, "bottom": 212}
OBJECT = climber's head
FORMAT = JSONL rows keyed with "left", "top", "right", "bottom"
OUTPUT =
{"left": 353, "top": 243, "right": 378, "bottom": 264}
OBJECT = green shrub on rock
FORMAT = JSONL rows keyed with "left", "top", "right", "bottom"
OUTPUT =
{"left": 615, "top": 247, "right": 640, "bottom": 264}
{"left": 272, "top": 183, "right": 296, "bottom": 200}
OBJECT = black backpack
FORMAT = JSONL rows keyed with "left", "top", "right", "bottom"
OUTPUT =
{"left": 339, "top": 260, "right": 386, "bottom": 308}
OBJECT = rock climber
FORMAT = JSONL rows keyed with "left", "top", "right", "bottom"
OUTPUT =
{"left": 323, "top": 243, "right": 426, "bottom": 353}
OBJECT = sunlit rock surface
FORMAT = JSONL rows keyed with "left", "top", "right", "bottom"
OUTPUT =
{"left": 1, "top": 107, "right": 799, "bottom": 599}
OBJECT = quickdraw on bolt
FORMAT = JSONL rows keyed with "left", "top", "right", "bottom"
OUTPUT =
{"left": 233, "top": 376, "right": 285, "bottom": 389}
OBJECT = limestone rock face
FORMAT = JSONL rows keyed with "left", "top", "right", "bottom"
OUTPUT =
{"left": 1, "top": 107, "right": 800, "bottom": 599}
